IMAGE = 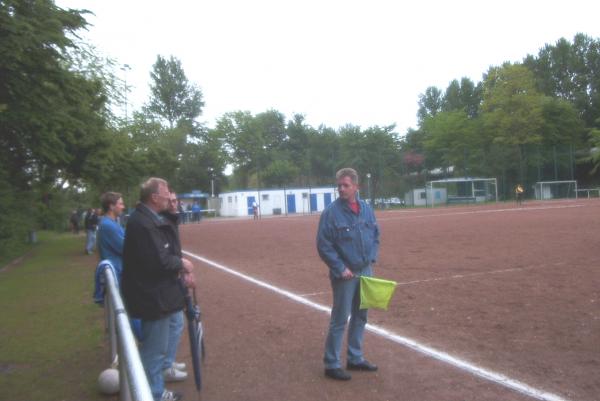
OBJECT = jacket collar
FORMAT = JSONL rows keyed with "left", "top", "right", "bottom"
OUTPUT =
{"left": 136, "top": 203, "right": 168, "bottom": 227}
{"left": 337, "top": 197, "right": 363, "bottom": 215}
{"left": 160, "top": 211, "right": 180, "bottom": 225}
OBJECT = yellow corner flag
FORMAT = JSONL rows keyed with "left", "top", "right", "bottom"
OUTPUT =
{"left": 359, "top": 276, "right": 397, "bottom": 310}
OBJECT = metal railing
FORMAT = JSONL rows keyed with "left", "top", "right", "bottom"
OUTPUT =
{"left": 104, "top": 268, "right": 153, "bottom": 401}
{"left": 575, "top": 188, "right": 600, "bottom": 198}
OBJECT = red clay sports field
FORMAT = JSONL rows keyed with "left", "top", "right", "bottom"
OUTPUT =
{"left": 168, "top": 199, "right": 599, "bottom": 401}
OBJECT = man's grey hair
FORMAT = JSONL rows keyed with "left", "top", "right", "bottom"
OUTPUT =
{"left": 140, "top": 177, "right": 168, "bottom": 203}
{"left": 336, "top": 168, "right": 359, "bottom": 185}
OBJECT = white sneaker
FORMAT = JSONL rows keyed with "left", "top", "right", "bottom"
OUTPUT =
{"left": 161, "top": 389, "right": 183, "bottom": 401}
{"left": 163, "top": 367, "right": 188, "bottom": 382}
{"left": 172, "top": 361, "right": 186, "bottom": 370}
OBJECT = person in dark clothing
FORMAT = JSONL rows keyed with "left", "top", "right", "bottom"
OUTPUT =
{"left": 84, "top": 208, "right": 99, "bottom": 254}
{"left": 122, "top": 178, "right": 195, "bottom": 401}
{"left": 70, "top": 210, "right": 80, "bottom": 234}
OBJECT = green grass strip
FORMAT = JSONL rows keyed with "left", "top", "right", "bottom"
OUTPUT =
{"left": 0, "top": 232, "right": 108, "bottom": 401}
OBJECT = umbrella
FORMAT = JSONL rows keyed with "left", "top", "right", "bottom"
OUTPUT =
{"left": 184, "top": 287, "right": 205, "bottom": 391}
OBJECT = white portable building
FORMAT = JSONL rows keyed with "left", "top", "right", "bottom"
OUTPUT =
{"left": 404, "top": 187, "right": 447, "bottom": 206}
{"left": 218, "top": 187, "right": 337, "bottom": 217}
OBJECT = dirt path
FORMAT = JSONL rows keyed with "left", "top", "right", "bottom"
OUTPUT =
{"left": 164, "top": 200, "right": 600, "bottom": 401}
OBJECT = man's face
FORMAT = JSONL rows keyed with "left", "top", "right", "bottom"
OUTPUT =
{"left": 152, "top": 183, "right": 171, "bottom": 212}
{"left": 337, "top": 175, "right": 358, "bottom": 201}
{"left": 168, "top": 193, "right": 178, "bottom": 214}
{"left": 112, "top": 197, "right": 125, "bottom": 216}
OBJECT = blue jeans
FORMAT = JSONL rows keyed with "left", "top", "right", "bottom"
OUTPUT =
{"left": 324, "top": 265, "right": 372, "bottom": 369}
{"left": 163, "top": 311, "right": 184, "bottom": 369}
{"left": 85, "top": 229, "right": 96, "bottom": 253}
{"left": 140, "top": 315, "right": 172, "bottom": 401}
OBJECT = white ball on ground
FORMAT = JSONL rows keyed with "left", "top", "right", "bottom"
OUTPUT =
{"left": 98, "top": 368, "right": 120, "bottom": 395}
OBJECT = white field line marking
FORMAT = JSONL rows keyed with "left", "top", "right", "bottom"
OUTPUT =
{"left": 377, "top": 203, "right": 585, "bottom": 222}
{"left": 298, "top": 291, "right": 329, "bottom": 297}
{"left": 183, "top": 250, "right": 572, "bottom": 401}
{"left": 396, "top": 265, "right": 544, "bottom": 286}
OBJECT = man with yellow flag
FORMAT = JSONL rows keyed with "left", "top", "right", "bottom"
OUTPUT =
{"left": 316, "top": 168, "right": 380, "bottom": 381}
{"left": 515, "top": 184, "right": 524, "bottom": 206}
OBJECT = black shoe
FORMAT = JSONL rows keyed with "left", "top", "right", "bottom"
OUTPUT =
{"left": 347, "top": 360, "right": 378, "bottom": 371}
{"left": 324, "top": 368, "right": 351, "bottom": 381}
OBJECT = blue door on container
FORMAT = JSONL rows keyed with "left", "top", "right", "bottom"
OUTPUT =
{"left": 247, "top": 196, "right": 255, "bottom": 215}
{"left": 310, "top": 193, "right": 318, "bottom": 212}
{"left": 324, "top": 193, "right": 332, "bottom": 207}
{"left": 287, "top": 194, "right": 296, "bottom": 214}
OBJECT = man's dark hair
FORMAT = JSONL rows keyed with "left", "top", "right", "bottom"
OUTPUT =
{"left": 100, "top": 192, "right": 122, "bottom": 213}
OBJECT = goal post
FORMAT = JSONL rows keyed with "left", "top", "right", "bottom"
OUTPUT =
{"left": 575, "top": 188, "right": 600, "bottom": 198}
{"left": 534, "top": 180, "right": 578, "bottom": 200}
{"left": 426, "top": 177, "right": 498, "bottom": 207}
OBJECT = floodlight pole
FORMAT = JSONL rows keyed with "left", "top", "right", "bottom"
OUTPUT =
{"left": 366, "top": 173, "right": 372, "bottom": 206}
{"left": 208, "top": 167, "right": 215, "bottom": 197}
{"left": 121, "top": 64, "right": 131, "bottom": 122}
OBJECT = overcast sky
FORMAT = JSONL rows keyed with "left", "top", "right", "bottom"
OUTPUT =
{"left": 57, "top": 0, "right": 600, "bottom": 135}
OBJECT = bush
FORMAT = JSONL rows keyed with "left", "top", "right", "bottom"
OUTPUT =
{"left": 0, "top": 175, "right": 31, "bottom": 264}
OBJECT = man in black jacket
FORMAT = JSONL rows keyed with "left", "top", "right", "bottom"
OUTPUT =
{"left": 84, "top": 208, "right": 99, "bottom": 254}
{"left": 122, "top": 178, "right": 194, "bottom": 401}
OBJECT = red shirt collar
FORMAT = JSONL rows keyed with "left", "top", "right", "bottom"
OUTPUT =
{"left": 348, "top": 199, "right": 360, "bottom": 215}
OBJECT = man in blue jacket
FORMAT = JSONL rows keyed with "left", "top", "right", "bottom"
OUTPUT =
{"left": 317, "top": 168, "right": 380, "bottom": 381}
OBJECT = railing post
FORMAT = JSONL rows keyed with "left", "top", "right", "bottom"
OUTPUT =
{"left": 105, "top": 292, "right": 118, "bottom": 366}
{"left": 103, "top": 268, "right": 153, "bottom": 401}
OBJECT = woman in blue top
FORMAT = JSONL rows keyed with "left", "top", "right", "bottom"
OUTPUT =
{"left": 97, "top": 192, "right": 126, "bottom": 282}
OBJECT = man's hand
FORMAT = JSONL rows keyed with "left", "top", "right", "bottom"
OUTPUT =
{"left": 341, "top": 267, "right": 354, "bottom": 280}
{"left": 182, "top": 258, "right": 194, "bottom": 274}
{"left": 182, "top": 271, "right": 196, "bottom": 288}
{"left": 181, "top": 258, "right": 195, "bottom": 288}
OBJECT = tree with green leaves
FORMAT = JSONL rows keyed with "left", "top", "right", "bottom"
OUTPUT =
{"left": 146, "top": 55, "right": 205, "bottom": 129}
{"left": 1, "top": 1, "right": 124, "bottom": 246}
{"left": 480, "top": 63, "right": 546, "bottom": 182}
{"left": 417, "top": 87, "right": 443, "bottom": 124}
{"left": 524, "top": 34, "right": 600, "bottom": 129}
{"left": 175, "top": 127, "right": 230, "bottom": 194}
{"left": 216, "top": 109, "right": 287, "bottom": 188}
{"left": 421, "top": 111, "right": 481, "bottom": 176}
{"left": 0, "top": 1, "right": 113, "bottom": 189}
{"left": 442, "top": 77, "right": 482, "bottom": 118}
{"left": 585, "top": 119, "right": 600, "bottom": 174}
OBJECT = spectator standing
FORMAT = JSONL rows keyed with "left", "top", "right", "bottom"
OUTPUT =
{"left": 177, "top": 200, "right": 187, "bottom": 224}
{"left": 84, "top": 208, "right": 99, "bottom": 254}
{"left": 159, "top": 191, "right": 190, "bottom": 382}
{"left": 191, "top": 202, "right": 201, "bottom": 223}
{"left": 70, "top": 210, "right": 80, "bottom": 234}
{"left": 96, "top": 192, "right": 142, "bottom": 339}
{"left": 122, "top": 178, "right": 195, "bottom": 401}
{"left": 97, "top": 192, "right": 126, "bottom": 281}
